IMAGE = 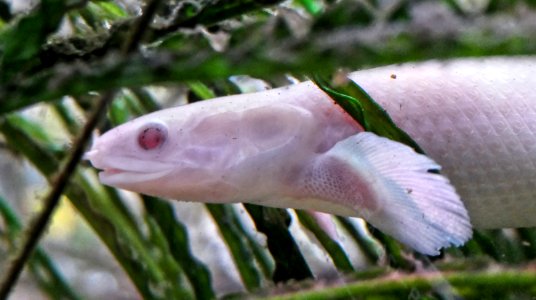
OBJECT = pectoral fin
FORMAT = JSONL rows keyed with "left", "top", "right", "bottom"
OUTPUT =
{"left": 315, "top": 132, "right": 472, "bottom": 255}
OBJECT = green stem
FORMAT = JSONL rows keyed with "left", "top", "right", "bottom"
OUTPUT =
{"left": 0, "top": 89, "right": 114, "bottom": 298}
{"left": 0, "top": 1, "right": 172, "bottom": 297}
{"left": 0, "top": 198, "right": 82, "bottom": 300}
{"left": 263, "top": 267, "right": 536, "bottom": 300}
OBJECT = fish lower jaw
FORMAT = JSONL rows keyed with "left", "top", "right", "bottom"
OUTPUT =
{"left": 98, "top": 168, "right": 173, "bottom": 186}
{"left": 101, "top": 168, "right": 124, "bottom": 175}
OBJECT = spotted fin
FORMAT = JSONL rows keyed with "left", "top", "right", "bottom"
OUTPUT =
{"left": 321, "top": 132, "right": 473, "bottom": 255}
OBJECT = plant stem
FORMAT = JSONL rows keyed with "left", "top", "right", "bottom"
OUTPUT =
{"left": 264, "top": 266, "right": 536, "bottom": 300}
{"left": 0, "top": 0, "right": 162, "bottom": 296}
{"left": 0, "top": 89, "right": 114, "bottom": 299}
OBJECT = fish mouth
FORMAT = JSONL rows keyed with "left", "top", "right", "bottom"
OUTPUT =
{"left": 100, "top": 168, "right": 124, "bottom": 175}
{"left": 98, "top": 167, "right": 174, "bottom": 185}
{"left": 85, "top": 150, "right": 174, "bottom": 185}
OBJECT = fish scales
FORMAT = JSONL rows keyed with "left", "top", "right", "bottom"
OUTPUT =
{"left": 350, "top": 58, "right": 536, "bottom": 228}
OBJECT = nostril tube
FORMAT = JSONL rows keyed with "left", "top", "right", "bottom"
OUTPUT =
{"left": 83, "top": 149, "right": 99, "bottom": 161}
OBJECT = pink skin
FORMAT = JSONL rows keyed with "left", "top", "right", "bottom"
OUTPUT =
{"left": 351, "top": 57, "right": 536, "bottom": 229}
{"left": 86, "top": 57, "right": 536, "bottom": 254}
{"left": 87, "top": 85, "right": 362, "bottom": 204}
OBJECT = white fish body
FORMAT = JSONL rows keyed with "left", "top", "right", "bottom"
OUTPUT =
{"left": 86, "top": 57, "right": 536, "bottom": 255}
{"left": 354, "top": 57, "right": 536, "bottom": 230}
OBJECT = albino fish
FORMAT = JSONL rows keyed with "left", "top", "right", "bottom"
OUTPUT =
{"left": 86, "top": 57, "right": 536, "bottom": 255}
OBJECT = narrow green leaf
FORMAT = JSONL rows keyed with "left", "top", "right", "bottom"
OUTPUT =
{"left": 366, "top": 226, "right": 416, "bottom": 271}
{"left": 0, "top": 113, "right": 193, "bottom": 299}
{"left": 227, "top": 206, "right": 275, "bottom": 279}
{"left": 336, "top": 216, "right": 381, "bottom": 264}
{"left": 130, "top": 88, "right": 161, "bottom": 113}
{"left": 206, "top": 204, "right": 262, "bottom": 290}
{"left": 296, "top": 0, "right": 323, "bottom": 15}
{"left": 475, "top": 230, "right": 525, "bottom": 263}
{"left": 76, "top": 172, "right": 193, "bottom": 300}
{"left": 143, "top": 196, "right": 216, "bottom": 300}
{"left": 109, "top": 95, "right": 132, "bottom": 126}
{"left": 75, "top": 6, "right": 101, "bottom": 30}
{"left": 143, "top": 216, "right": 189, "bottom": 294}
{"left": 0, "top": 117, "right": 59, "bottom": 176}
{"left": 296, "top": 211, "right": 354, "bottom": 272}
{"left": 53, "top": 101, "right": 83, "bottom": 135}
{"left": 5, "top": 114, "right": 63, "bottom": 152}
{"left": 262, "top": 267, "right": 536, "bottom": 300}
{"left": 187, "top": 81, "right": 217, "bottom": 100}
{"left": 458, "top": 238, "right": 484, "bottom": 257}
{"left": 97, "top": 2, "right": 129, "bottom": 18}
{"left": 0, "top": 0, "right": 68, "bottom": 80}
{"left": 67, "top": 180, "right": 183, "bottom": 300}
{"left": 312, "top": 75, "right": 425, "bottom": 154}
{"left": 0, "top": 197, "right": 82, "bottom": 300}
{"left": 244, "top": 204, "right": 313, "bottom": 282}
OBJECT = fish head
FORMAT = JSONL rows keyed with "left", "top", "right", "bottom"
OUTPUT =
{"left": 86, "top": 111, "right": 176, "bottom": 190}
{"left": 85, "top": 106, "right": 243, "bottom": 200}
{"left": 84, "top": 99, "right": 319, "bottom": 201}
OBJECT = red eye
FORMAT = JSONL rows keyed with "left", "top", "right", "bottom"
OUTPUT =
{"left": 138, "top": 124, "right": 167, "bottom": 150}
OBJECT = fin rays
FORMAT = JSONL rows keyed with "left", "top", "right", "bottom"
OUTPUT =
{"left": 324, "top": 132, "right": 472, "bottom": 255}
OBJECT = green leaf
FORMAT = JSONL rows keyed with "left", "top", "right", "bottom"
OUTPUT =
{"left": 312, "top": 75, "right": 425, "bottom": 154}
{"left": 336, "top": 217, "right": 382, "bottom": 264}
{"left": 129, "top": 88, "right": 161, "bottom": 113}
{"left": 70, "top": 176, "right": 193, "bottom": 300}
{"left": 0, "top": 113, "right": 193, "bottom": 299}
{"left": 187, "top": 81, "right": 217, "bottom": 100}
{"left": 295, "top": 0, "right": 323, "bottom": 15}
{"left": 109, "top": 94, "right": 133, "bottom": 126}
{"left": 244, "top": 204, "right": 313, "bottom": 282}
{"left": 206, "top": 204, "right": 262, "bottom": 290}
{"left": 0, "top": 0, "right": 68, "bottom": 80}
{"left": 5, "top": 114, "right": 63, "bottom": 152}
{"left": 261, "top": 267, "right": 536, "bottom": 299}
{"left": 53, "top": 101, "right": 82, "bottom": 135}
{"left": 0, "top": 197, "right": 82, "bottom": 300}
{"left": 144, "top": 196, "right": 216, "bottom": 300}
{"left": 97, "top": 2, "right": 129, "bottom": 18}
{"left": 0, "top": 117, "right": 60, "bottom": 176}
{"left": 296, "top": 211, "right": 354, "bottom": 272}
